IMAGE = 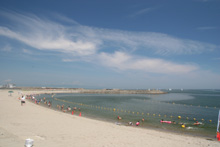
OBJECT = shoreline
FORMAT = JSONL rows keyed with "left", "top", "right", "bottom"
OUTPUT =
{"left": 0, "top": 89, "right": 219, "bottom": 147}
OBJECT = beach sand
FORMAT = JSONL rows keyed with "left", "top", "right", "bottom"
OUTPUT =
{"left": 0, "top": 89, "right": 219, "bottom": 147}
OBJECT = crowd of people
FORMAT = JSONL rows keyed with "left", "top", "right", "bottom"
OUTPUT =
{"left": 18, "top": 94, "right": 82, "bottom": 116}
{"left": 116, "top": 115, "right": 202, "bottom": 129}
{"left": 18, "top": 94, "right": 202, "bottom": 130}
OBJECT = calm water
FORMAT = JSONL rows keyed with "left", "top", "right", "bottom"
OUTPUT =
{"left": 34, "top": 89, "right": 220, "bottom": 138}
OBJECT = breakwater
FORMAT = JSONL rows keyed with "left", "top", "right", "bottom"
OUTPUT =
{"left": 19, "top": 87, "right": 166, "bottom": 94}
{"left": 75, "top": 89, "right": 166, "bottom": 94}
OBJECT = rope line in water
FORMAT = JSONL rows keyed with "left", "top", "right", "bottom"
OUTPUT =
{"left": 54, "top": 98, "right": 214, "bottom": 123}
{"left": 145, "top": 99, "right": 219, "bottom": 110}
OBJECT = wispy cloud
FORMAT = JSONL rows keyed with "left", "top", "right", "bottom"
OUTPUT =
{"left": 213, "top": 57, "right": 220, "bottom": 60}
{"left": 0, "top": 11, "right": 218, "bottom": 75}
{"left": 130, "top": 7, "right": 156, "bottom": 17}
{"left": 195, "top": 0, "right": 214, "bottom": 2}
{"left": 22, "top": 48, "right": 33, "bottom": 54}
{"left": 0, "top": 11, "right": 99, "bottom": 56}
{"left": 1, "top": 44, "right": 12, "bottom": 52}
{"left": 197, "top": 26, "right": 218, "bottom": 30}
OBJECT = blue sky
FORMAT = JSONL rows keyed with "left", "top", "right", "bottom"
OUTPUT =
{"left": 0, "top": 0, "right": 220, "bottom": 89}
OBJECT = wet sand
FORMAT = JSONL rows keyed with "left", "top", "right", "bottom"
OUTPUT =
{"left": 0, "top": 89, "right": 219, "bottom": 147}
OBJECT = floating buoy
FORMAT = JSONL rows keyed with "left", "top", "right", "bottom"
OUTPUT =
{"left": 193, "top": 118, "right": 196, "bottom": 121}
{"left": 178, "top": 116, "right": 181, "bottom": 119}
{"left": 181, "top": 124, "right": 185, "bottom": 128}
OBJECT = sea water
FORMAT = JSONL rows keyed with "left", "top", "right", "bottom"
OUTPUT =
{"left": 35, "top": 89, "right": 220, "bottom": 138}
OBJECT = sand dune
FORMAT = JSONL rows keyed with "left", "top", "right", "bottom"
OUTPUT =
{"left": 0, "top": 89, "right": 219, "bottom": 147}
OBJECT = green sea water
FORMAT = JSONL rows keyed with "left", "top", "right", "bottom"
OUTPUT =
{"left": 34, "top": 89, "right": 220, "bottom": 138}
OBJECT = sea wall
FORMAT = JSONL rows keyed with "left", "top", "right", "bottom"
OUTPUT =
{"left": 17, "top": 87, "right": 167, "bottom": 94}
{"left": 76, "top": 89, "right": 166, "bottom": 94}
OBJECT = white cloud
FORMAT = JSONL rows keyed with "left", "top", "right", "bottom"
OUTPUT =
{"left": 0, "top": 11, "right": 218, "bottom": 75}
{"left": 98, "top": 51, "right": 198, "bottom": 74}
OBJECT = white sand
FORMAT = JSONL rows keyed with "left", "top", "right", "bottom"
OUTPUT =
{"left": 0, "top": 89, "right": 219, "bottom": 147}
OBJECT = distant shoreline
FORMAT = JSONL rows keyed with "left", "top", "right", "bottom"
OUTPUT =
{"left": 4, "top": 87, "right": 167, "bottom": 94}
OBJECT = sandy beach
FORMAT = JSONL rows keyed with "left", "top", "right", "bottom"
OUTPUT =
{"left": 0, "top": 89, "right": 219, "bottom": 147}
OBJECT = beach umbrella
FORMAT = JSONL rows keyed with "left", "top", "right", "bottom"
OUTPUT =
{"left": 8, "top": 91, "right": 13, "bottom": 96}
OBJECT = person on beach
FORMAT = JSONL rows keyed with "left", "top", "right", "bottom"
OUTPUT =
{"left": 48, "top": 101, "right": 51, "bottom": 107}
{"left": 128, "top": 122, "right": 133, "bottom": 126}
{"left": 117, "top": 116, "right": 122, "bottom": 120}
{"left": 67, "top": 106, "right": 71, "bottom": 111}
{"left": 136, "top": 121, "right": 140, "bottom": 126}
{"left": 142, "top": 118, "right": 145, "bottom": 122}
{"left": 57, "top": 105, "right": 61, "bottom": 110}
{"left": 21, "top": 95, "right": 26, "bottom": 106}
{"left": 61, "top": 104, "right": 64, "bottom": 111}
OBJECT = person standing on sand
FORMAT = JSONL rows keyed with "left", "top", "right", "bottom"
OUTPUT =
{"left": 21, "top": 95, "right": 26, "bottom": 106}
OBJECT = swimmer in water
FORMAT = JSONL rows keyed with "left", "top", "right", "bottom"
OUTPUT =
{"left": 193, "top": 121, "right": 201, "bottom": 125}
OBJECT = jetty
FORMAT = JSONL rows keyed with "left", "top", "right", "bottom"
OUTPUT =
{"left": 17, "top": 87, "right": 167, "bottom": 94}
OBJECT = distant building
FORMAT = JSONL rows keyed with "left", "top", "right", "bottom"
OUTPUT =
{"left": 2, "top": 83, "right": 16, "bottom": 88}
